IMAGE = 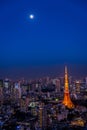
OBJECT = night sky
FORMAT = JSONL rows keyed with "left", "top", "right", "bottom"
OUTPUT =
{"left": 0, "top": 0, "right": 87, "bottom": 79}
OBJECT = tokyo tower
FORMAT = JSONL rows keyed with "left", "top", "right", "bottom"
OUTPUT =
{"left": 62, "top": 66, "right": 74, "bottom": 109}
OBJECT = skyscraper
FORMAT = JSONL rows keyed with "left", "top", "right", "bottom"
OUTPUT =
{"left": 0, "top": 80, "right": 3, "bottom": 105}
{"left": 38, "top": 103, "right": 47, "bottom": 129}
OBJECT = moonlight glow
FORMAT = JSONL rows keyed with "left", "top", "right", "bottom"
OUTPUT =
{"left": 29, "top": 14, "right": 34, "bottom": 19}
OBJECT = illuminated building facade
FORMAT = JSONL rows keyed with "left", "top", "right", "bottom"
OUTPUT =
{"left": 52, "top": 78, "right": 60, "bottom": 92}
{"left": 62, "top": 66, "right": 74, "bottom": 109}
{"left": 38, "top": 104, "right": 47, "bottom": 128}
{"left": 75, "top": 80, "right": 81, "bottom": 93}
{"left": 38, "top": 106, "right": 43, "bottom": 128}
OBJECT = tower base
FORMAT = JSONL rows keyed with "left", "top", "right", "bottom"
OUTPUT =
{"left": 62, "top": 92, "right": 74, "bottom": 109}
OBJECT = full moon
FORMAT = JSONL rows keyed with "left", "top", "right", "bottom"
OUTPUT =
{"left": 29, "top": 14, "right": 34, "bottom": 19}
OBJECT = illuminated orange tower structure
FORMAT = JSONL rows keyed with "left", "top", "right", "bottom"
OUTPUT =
{"left": 62, "top": 66, "right": 74, "bottom": 109}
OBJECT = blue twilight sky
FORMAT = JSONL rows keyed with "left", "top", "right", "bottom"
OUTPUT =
{"left": 0, "top": 0, "right": 87, "bottom": 79}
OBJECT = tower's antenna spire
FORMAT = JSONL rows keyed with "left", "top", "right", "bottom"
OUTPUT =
{"left": 65, "top": 66, "right": 67, "bottom": 74}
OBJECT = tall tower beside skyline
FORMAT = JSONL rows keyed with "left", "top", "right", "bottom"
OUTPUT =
{"left": 62, "top": 66, "right": 74, "bottom": 109}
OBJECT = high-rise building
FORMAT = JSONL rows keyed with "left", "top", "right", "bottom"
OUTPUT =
{"left": 38, "top": 103, "right": 47, "bottom": 128}
{"left": 75, "top": 80, "right": 81, "bottom": 93}
{"left": 62, "top": 66, "right": 74, "bottom": 109}
{"left": 38, "top": 105, "right": 43, "bottom": 128}
{"left": 52, "top": 78, "right": 60, "bottom": 92}
{"left": 14, "top": 82, "right": 21, "bottom": 99}
{"left": 0, "top": 79, "right": 3, "bottom": 88}
{"left": 85, "top": 77, "right": 87, "bottom": 87}
{"left": 0, "top": 79, "right": 3, "bottom": 104}
{"left": 59, "top": 77, "right": 64, "bottom": 86}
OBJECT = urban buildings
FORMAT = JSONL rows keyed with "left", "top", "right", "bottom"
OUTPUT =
{"left": 0, "top": 67, "right": 87, "bottom": 130}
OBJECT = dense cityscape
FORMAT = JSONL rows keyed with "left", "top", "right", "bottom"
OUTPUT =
{"left": 0, "top": 67, "right": 87, "bottom": 130}
{"left": 1, "top": 0, "right": 87, "bottom": 129}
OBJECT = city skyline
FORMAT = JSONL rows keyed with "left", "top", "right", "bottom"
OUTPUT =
{"left": 0, "top": 64, "right": 87, "bottom": 80}
{"left": 0, "top": 0, "right": 87, "bottom": 78}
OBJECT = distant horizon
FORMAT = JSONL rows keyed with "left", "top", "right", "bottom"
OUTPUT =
{"left": 0, "top": 64, "right": 87, "bottom": 80}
